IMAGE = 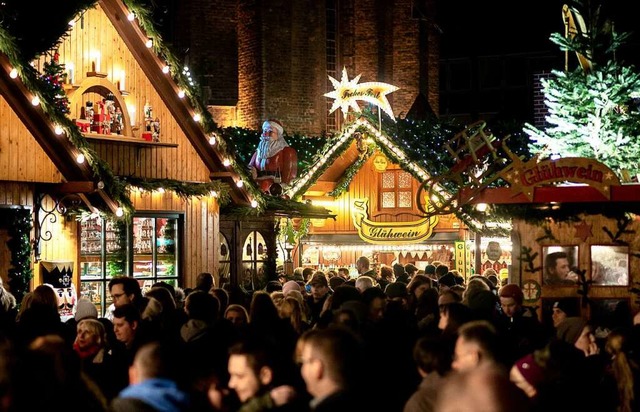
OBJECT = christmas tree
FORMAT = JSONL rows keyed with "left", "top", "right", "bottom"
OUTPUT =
{"left": 524, "top": 1, "right": 640, "bottom": 178}
{"left": 40, "top": 52, "right": 70, "bottom": 114}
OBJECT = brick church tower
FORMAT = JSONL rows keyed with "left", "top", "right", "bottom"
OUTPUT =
{"left": 170, "top": 0, "right": 439, "bottom": 135}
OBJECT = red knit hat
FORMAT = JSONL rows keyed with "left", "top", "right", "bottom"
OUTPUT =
{"left": 514, "top": 353, "right": 545, "bottom": 387}
{"left": 498, "top": 283, "right": 524, "bottom": 305}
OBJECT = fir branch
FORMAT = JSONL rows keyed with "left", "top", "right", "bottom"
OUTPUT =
{"left": 601, "top": 214, "right": 635, "bottom": 245}
{"left": 123, "top": 177, "right": 232, "bottom": 205}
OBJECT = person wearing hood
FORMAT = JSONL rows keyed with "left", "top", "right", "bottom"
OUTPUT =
{"left": 111, "top": 341, "right": 191, "bottom": 412}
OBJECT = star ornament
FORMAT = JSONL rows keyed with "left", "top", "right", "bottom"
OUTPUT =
{"left": 574, "top": 221, "right": 593, "bottom": 243}
{"left": 324, "top": 67, "right": 399, "bottom": 120}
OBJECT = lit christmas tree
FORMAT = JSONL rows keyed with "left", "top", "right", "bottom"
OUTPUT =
{"left": 524, "top": 1, "right": 640, "bottom": 178}
{"left": 40, "top": 52, "right": 70, "bottom": 114}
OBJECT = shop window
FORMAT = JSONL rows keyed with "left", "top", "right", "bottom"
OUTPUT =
{"left": 219, "top": 233, "right": 231, "bottom": 285}
{"left": 241, "top": 231, "right": 268, "bottom": 292}
{"left": 380, "top": 170, "right": 414, "bottom": 211}
{"left": 79, "top": 213, "right": 181, "bottom": 316}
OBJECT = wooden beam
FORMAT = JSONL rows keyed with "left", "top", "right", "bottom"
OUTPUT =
{"left": 0, "top": 55, "right": 95, "bottom": 181}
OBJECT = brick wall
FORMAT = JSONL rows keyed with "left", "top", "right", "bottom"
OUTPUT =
{"left": 533, "top": 71, "right": 551, "bottom": 129}
{"left": 172, "top": 0, "right": 439, "bottom": 134}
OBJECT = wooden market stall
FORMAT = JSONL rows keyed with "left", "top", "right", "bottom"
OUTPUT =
{"left": 467, "top": 157, "right": 640, "bottom": 329}
{"left": 0, "top": 0, "right": 260, "bottom": 315}
{"left": 285, "top": 117, "right": 479, "bottom": 277}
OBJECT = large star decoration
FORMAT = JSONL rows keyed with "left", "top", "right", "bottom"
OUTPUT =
{"left": 324, "top": 67, "right": 399, "bottom": 120}
{"left": 574, "top": 221, "right": 593, "bottom": 242}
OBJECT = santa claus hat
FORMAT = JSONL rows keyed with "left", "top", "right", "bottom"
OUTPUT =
{"left": 262, "top": 119, "right": 284, "bottom": 136}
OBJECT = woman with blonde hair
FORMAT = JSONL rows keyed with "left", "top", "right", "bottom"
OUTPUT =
{"left": 604, "top": 328, "right": 640, "bottom": 412}
{"left": 278, "top": 296, "right": 309, "bottom": 336}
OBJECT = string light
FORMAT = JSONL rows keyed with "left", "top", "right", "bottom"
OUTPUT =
{"left": 476, "top": 203, "right": 488, "bottom": 212}
{"left": 251, "top": 200, "right": 258, "bottom": 208}
{"left": 162, "top": 65, "right": 170, "bottom": 74}
{"left": 222, "top": 159, "right": 231, "bottom": 167}
{"left": 210, "top": 190, "right": 218, "bottom": 198}
{"left": 31, "top": 96, "right": 40, "bottom": 106}
{"left": 193, "top": 113, "right": 201, "bottom": 122}
{"left": 76, "top": 153, "right": 85, "bottom": 164}
{"left": 145, "top": 39, "right": 153, "bottom": 48}
{"left": 236, "top": 180, "right": 244, "bottom": 188}
{"left": 209, "top": 134, "right": 217, "bottom": 145}
{"left": 9, "top": 68, "right": 18, "bottom": 79}
{"left": 54, "top": 125, "right": 64, "bottom": 135}
{"left": 177, "top": 90, "right": 185, "bottom": 98}
{"left": 127, "top": 12, "right": 135, "bottom": 21}
{"left": 115, "top": 207, "right": 124, "bottom": 217}
{"left": 157, "top": 187, "right": 165, "bottom": 194}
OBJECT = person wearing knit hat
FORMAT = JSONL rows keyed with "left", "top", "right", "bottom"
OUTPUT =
{"left": 557, "top": 316, "right": 600, "bottom": 358}
{"left": 509, "top": 353, "right": 545, "bottom": 398}
{"left": 498, "top": 284, "right": 524, "bottom": 306}
{"left": 75, "top": 297, "right": 99, "bottom": 322}
{"left": 248, "top": 119, "right": 298, "bottom": 194}
{"left": 552, "top": 299, "right": 578, "bottom": 328}
{"left": 282, "top": 280, "right": 301, "bottom": 296}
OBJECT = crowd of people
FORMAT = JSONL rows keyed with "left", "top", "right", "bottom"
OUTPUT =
{"left": 1, "top": 261, "right": 639, "bottom": 412}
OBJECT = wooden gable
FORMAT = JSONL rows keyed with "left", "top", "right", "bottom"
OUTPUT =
{"left": 52, "top": 4, "right": 211, "bottom": 183}
{"left": 297, "top": 119, "right": 463, "bottom": 234}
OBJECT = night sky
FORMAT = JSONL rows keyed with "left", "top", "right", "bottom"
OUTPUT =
{"left": 438, "top": 0, "right": 639, "bottom": 66}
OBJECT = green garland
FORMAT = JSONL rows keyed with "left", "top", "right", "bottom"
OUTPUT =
{"left": 6, "top": 209, "right": 33, "bottom": 303}
{"left": 327, "top": 144, "right": 374, "bottom": 198}
{"left": 124, "top": 177, "right": 231, "bottom": 205}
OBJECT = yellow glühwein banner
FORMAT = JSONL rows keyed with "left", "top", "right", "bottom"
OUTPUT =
{"left": 352, "top": 198, "right": 439, "bottom": 244}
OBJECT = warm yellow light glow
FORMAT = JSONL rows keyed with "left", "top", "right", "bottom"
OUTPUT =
{"left": 476, "top": 203, "right": 488, "bottom": 212}
{"left": 210, "top": 191, "right": 218, "bottom": 198}
{"left": 145, "top": 39, "right": 153, "bottom": 48}
{"left": 31, "top": 96, "right": 40, "bottom": 106}
{"left": 193, "top": 113, "right": 201, "bottom": 122}
{"left": 127, "top": 105, "right": 136, "bottom": 126}
{"left": 251, "top": 200, "right": 258, "bottom": 208}
{"left": 115, "top": 207, "right": 124, "bottom": 217}
{"left": 54, "top": 125, "right": 64, "bottom": 135}
{"left": 209, "top": 134, "right": 216, "bottom": 145}
{"left": 76, "top": 153, "right": 85, "bottom": 164}
{"left": 162, "top": 65, "right": 170, "bottom": 74}
{"left": 9, "top": 68, "right": 18, "bottom": 79}
{"left": 236, "top": 180, "right": 244, "bottom": 188}
{"left": 127, "top": 12, "right": 135, "bottom": 21}
{"left": 90, "top": 51, "right": 101, "bottom": 72}
{"left": 222, "top": 159, "right": 231, "bottom": 167}
{"left": 178, "top": 90, "right": 185, "bottom": 98}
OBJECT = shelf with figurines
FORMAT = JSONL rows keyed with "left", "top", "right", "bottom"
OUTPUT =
{"left": 77, "top": 96, "right": 177, "bottom": 148}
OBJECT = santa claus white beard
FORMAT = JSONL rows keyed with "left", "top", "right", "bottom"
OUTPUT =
{"left": 256, "top": 136, "right": 289, "bottom": 169}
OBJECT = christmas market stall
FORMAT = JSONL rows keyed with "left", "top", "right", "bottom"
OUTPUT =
{"left": 283, "top": 111, "right": 480, "bottom": 277}
{"left": 0, "top": 0, "right": 264, "bottom": 315}
{"left": 466, "top": 159, "right": 640, "bottom": 333}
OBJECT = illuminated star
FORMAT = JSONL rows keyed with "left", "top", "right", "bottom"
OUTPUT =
{"left": 324, "top": 68, "right": 362, "bottom": 117}
{"left": 324, "top": 67, "right": 399, "bottom": 120}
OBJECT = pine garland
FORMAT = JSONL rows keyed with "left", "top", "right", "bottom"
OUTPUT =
{"left": 124, "top": 177, "right": 232, "bottom": 205}
{"left": 6, "top": 209, "right": 33, "bottom": 303}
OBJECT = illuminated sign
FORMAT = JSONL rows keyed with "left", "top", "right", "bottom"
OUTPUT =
{"left": 352, "top": 198, "right": 439, "bottom": 244}
{"left": 500, "top": 156, "right": 620, "bottom": 200}
{"left": 324, "top": 67, "right": 399, "bottom": 120}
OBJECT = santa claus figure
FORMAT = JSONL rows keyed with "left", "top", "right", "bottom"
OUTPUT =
{"left": 249, "top": 119, "right": 297, "bottom": 195}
